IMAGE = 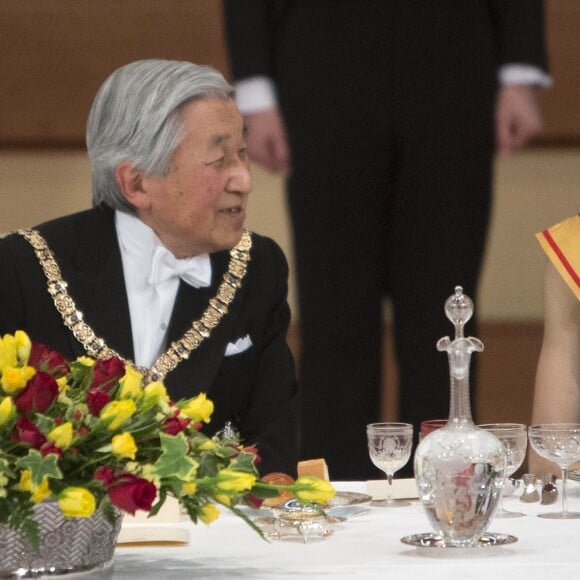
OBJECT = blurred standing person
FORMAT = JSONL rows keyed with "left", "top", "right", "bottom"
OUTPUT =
{"left": 223, "top": 1, "right": 549, "bottom": 479}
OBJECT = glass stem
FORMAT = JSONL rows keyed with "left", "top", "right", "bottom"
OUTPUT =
{"left": 562, "top": 466, "right": 569, "bottom": 514}
{"left": 386, "top": 472, "right": 394, "bottom": 503}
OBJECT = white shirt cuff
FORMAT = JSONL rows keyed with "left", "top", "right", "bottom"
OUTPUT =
{"left": 499, "top": 64, "right": 553, "bottom": 88}
{"left": 234, "top": 76, "right": 278, "bottom": 114}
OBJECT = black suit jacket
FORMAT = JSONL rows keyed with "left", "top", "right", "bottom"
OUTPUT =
{"left": 224, "top": 0, "right": 548, "bottom": 83}
{"left": 0, "top": 206, "right": 298, "bottom": 475}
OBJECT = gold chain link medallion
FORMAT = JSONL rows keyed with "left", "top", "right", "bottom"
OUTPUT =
{"left": 17, "top": 228, "right": 252, "bottom": 383}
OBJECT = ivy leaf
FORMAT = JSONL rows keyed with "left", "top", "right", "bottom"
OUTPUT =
{"left": 153, "top": 433, "right": 198, "bottom": 481}
{"left": 15, "top": 450, "right": 63, "bottom": 486}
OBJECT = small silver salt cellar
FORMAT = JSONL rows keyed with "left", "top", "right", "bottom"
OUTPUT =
{"left": 541, "top": 474, "right": 558, "bottom": 505}
{"left": 520, "top": 473, "right": 540, "bottom": 503}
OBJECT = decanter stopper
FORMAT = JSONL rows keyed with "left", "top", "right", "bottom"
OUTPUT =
{"left": 444, "top": 286, "right": 473, "bottom": 339}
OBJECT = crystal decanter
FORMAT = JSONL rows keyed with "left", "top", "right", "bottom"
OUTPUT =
{"left": 414, "top": 286, "right": 506, "bottom": 547}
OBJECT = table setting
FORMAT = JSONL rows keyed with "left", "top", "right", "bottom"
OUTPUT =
{"left": 111, "top": 287, "right": 580, "bottom": 579}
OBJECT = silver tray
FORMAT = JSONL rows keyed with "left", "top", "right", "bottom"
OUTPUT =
{"left": 401, "top": 532, "right": 518, "bottom": 549}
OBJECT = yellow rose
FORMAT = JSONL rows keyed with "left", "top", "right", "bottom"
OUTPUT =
{"left": 100, "top": 399, "right": 137, "bottom": 430}
{"left": 1, "top": 365, "right": 36, "bottom": 393}
{"left": 214, "top": 494, "right": 232, "bottom": 506}
{"left": 0, "top": 396, "right": 15, "bottom": 425}
{"left": 15, "top": 331, "right": 32, "bottom": 364}
{"left": 58, "top": 487, "right": 96, "bottom": 518}
{"left": 56, "top": 376, "right": 69, "bottom": 393}
{"left": 18, "top": 470, "right": 51, "bottom": 503}
{"left": 0, "top": 334, "right": 17, "bottom": 371}
{"left": 18, "top": 469, "right": 33, "bottom": 492}
{"left": 293, "top": 476, "right": 336, "bottom": 505}
{"left": 111, "top": 432, "right": 137, "bottom": 459}
{"left": 199, "top": 503, "right": 220, "bottom": 524}
{"left": 31, "top": 478, "right": 51, "bottom": 504}
{"left": 179, "top": 393, "right": 214, "bottom": 424}
{"left": 181, "top": 482, "right": 197, "bottom": 496}
{"left": 143, "top": 381, "right": 170, "bottom": 405}
{"left": 75, "top": 356, "right": 95, "bottom": 367}
{"left": 215, "top": 469, "right": 256, "bottom": 493}
{"left": 119, "top": 366, "right": 143, "bottom": 399}
{"left": 48, "top": 422, "right": 74, "bottom": 449}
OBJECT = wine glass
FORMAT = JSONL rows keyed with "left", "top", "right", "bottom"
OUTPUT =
{"left": 479, "top": 423, "right": 527, "bottom": 517}
{"left": 528, "top": 423, "right": 580, "bottom": 519}
{"left": 366, "top": 422, "right": 413, "bottom": 507}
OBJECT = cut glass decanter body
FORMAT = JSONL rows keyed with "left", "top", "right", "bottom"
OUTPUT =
{"left": 414, "top": 286, "right": 506, "bottom": 547}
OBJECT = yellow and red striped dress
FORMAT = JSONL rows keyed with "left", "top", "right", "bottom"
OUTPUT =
{"left": 536, "top": 214, "right": 580, "bottom": 301}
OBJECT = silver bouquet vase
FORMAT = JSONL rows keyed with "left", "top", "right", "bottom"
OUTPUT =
{"left": 414, "top": 287, "right": 506, "bottom": 547}
{"left": 0, "top": 501, "right": 122, "bottom": 578}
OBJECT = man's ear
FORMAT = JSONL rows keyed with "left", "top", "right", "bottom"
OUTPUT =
{"left": 115, "top": 161, "right": 149, "bottom": 209}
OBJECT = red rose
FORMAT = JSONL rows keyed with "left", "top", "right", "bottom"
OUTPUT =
{"left": 89, "top": 358, "right": 125, "bottom": 391}
{"left": 94, "top": 466, "right": 116, "bottom": 487}
{"left": 86, "top": 388, "right": 111, "bottom": 416}
{"left": 41, "top": 441, "right": 63, "bottom": 457}
{"left": 108, "top": 474, "right": 157, "bottom": 515}
{"left": 28, "top": 342, "right": 68, "bottom": 377}
{"left": 11, "top": 416, "right": 46, "bottom": 448}
{"left": 15, "top": 372, "right": 59, "bottom": 414}
{"left": 162, "top": 416, "right": 191, "bottom": 435}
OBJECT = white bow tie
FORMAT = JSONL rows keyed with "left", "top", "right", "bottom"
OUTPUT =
{"left": 147, "top": 246, "right": 212, "bottom": 288}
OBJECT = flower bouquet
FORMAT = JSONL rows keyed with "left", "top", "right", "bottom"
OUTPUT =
{"left": 0, "top": 330, "right": 334, "bottom": 552}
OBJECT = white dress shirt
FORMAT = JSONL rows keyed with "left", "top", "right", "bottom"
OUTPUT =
{"left": 115, "top": 211, "right": 211, "bottom": 368}
{"left": 234, "top": 66, "right": 552, "bottom": 115}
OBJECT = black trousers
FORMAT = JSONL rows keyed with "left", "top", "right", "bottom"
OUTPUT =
{"left": 275, "top": 3, "right": 495, "bottom": 479}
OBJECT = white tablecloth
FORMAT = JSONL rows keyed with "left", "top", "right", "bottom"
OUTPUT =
{"left": 113, "top": 480, "right": 580, "bottom": 579}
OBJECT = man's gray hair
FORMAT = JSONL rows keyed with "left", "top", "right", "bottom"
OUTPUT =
{"left": 87, "top": 59, "right": 234, "bottom": 212}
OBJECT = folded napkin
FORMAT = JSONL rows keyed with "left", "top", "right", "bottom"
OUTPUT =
{"left": 118, "top": 496, "right": 189, "bottom": 546}
{"left": 366, "top": 478, "right": 418, "bottom": 500}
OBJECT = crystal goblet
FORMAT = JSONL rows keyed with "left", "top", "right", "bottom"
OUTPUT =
{"left": 366, "top": 422, "right": 413, "bottom": 507}
{"left": 479, "top": 423, "right": 527, "bottom": 517}
{"left": 528, "top": 423, "right": 580, "bottom": 519}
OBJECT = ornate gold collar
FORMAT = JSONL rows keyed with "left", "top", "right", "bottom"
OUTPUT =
{"left": 17, "top": 228, "right": 252, "bottom": 383}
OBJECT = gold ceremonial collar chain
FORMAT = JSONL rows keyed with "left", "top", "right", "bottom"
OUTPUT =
{"left": 17, "top": 228, "right": 252, "bottom": 384}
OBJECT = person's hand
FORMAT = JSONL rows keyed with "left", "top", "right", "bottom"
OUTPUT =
{"left": 244, "top": 108, "right": 291, "bottom": 176}
{"left": 495, "top": 85, "right": 543, "bottom": 156}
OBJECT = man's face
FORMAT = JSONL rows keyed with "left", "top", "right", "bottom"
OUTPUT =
{"left": 138, "top": 98, "right": 251, "bottom": 257}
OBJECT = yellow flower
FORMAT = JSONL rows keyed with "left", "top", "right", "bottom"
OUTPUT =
{"left": 18, "top": 469, "right": 33, "bottom": 492}
{"left": 181, "top": 482, "right": 197, "bottom": 496}
{"left": 48, "top": 422, "right": 74, "bottom": 449}
{"left": 100, "top": 399, "right": 137, "bottom": 430}
{"left": 0, "top": 396, "right": 15, "bottom": 425}
{"left": 199, "top": 502, "right": 220, "bottom": 524}
{"left": 214, "top": 494, "right": 232, "bottom": 506}
{"left": 18, "top": 470, "right": 52, "bottom": 503}
{"left": 56, "top": 376, "right": 69, "bottom": 393}
{"left": 215, "top": 469, "right": 256, "bottom": 493}
{"left": 111, "top": 432, "right": 137, "bottom": 459}
{"left": 58, "top": 487, "right": 96, "bottom": 518}
{"left": 293, "top": 476, "right": 335, "bottom": 504}
{"left": 31, "top": 478, "right": 51, "bottom": 504}
{"left": 199, "top": 439, "right": 215, "bottom": 451}
{"left": 1, "top": 365, "right": 35, "bottom": 393}
{"left": 0, "top": 334, "right": 17, "bottom": 371}
{"left": 15, "top": 331, "right": 31, "bottom": 364}
{"left": 119, "top": 366, "right": 143, "bottom": 399}
{"left": 75, "top": 356, "right": 94, "bottom": 367}
{"left": 179, "top": 393, "right": 214, "bottom": 424}
{"left": 143, "top": 381, "right": 170, "bottom": 405}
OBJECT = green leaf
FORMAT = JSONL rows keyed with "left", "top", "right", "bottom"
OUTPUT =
{"left": 15, "top": 450, "right": 63, "bottom": 486}
{"left": 153, "top": 433, "right": 198, "bottom": 480}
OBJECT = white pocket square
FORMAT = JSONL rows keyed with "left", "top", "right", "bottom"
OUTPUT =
{"left": 225, "top": 335, "right": 253, "bottom": 356}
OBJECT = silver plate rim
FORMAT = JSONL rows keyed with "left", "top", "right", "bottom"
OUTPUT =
{"left": 401, "top": 532, "right": 518, "bottom": 549}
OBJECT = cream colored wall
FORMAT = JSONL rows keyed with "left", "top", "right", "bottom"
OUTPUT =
{"left": 1, "top": 148, "right": 578, "bottom": 320}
